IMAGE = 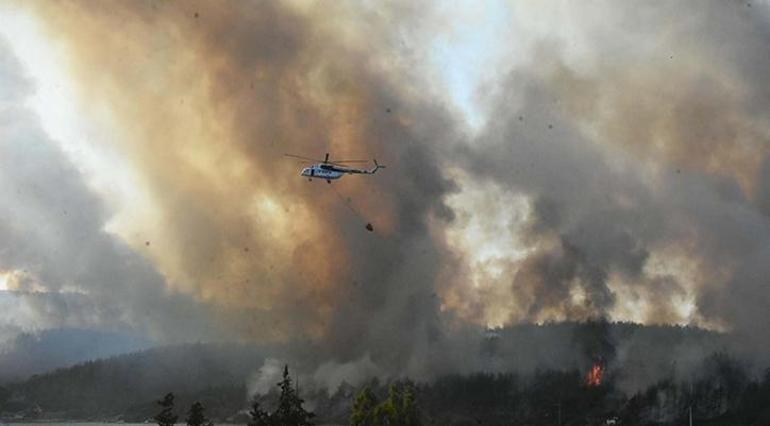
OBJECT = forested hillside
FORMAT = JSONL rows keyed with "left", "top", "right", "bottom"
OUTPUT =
{"left": 1, "top": 323, "right": 768, "bottom": 425}
{"left": 0, "top": 328, "right": 153, "bottom": 383}
{"left": 0, "top": 342, "right": 264, "bottom": 421}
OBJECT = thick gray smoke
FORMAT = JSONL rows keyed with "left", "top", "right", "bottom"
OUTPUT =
{"left": 0, "top": 38, "right": 220, "bottom": 344}
{"left": 2, "top": 0, "right": 770, "bottom": 393}
{"left": 457, "top": 0, "right": 770, "bottom": 361}
{"left": 4, "top": 0, "right": 465, "bottom": 384}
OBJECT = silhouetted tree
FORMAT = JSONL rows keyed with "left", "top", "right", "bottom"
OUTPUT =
{"left": 0, "top": 385, "right": 10, "bottom": 411}
{"left": 186, "top": 401, "right": 213, "bottom": 426}
{"left": 154, "top": 393, "right": 178, "bottom": 426}
{"left": 272, "top": 365, "right": 314, "bottom": 426}
{"left": 247, "top": 397, "right": 271, "bottom": 426}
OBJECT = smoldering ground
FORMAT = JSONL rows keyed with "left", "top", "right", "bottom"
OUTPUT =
{"left": 3, "top": 0, "right": 770, "bottom": 394}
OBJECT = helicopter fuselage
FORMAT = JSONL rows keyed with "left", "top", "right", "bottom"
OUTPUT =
{"left": 300, "top": 164, "right": 345, "bottom": 180}
{"left": 296, "top": 158, "right": 383, "bottom": 182}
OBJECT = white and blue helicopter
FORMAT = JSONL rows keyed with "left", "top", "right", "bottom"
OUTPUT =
{"left": 285, "top": 153, "right": 385, "bottom": 183}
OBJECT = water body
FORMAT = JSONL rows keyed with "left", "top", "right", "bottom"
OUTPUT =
{"left": 6, "top": 424, "right": 241, "bottom": 426}
{"left": 6, "top": 424, "right": 341, "bottom": 426}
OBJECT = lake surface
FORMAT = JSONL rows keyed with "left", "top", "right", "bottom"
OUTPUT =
{"left": 6, "top": 424, "right": 246, "bottom": 426}
{"left": 6, "top": 424, "right": 342, "bottom": 426}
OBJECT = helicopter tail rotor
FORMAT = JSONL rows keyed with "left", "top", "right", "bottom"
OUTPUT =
{"left": 368, "top": 159, "right": 386, "bottom": 174}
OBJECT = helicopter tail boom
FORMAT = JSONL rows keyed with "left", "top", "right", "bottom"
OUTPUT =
{"left": 366, "top": 159, "right": 385, "bottom": 174}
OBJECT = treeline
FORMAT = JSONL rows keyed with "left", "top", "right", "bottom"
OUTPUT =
{"left": 3, "top": 355, "right": 770, "bottom": 424}
{"left": 412, "top": 354, "right": 770, "bottom": 425}
{"left": 0, "top": 342, "right": 263, "bottom": 421}
{"left": 144, "top": 356, "right": 770, "bottom": 426}
{"left": 0, "top": 324, "right": 768, "bottom": 425}
{"left": 151, "top": 365, "right": 314, "bottom": 426}
{"left": 0, "top": 328, "right": 152, "bottom": 384}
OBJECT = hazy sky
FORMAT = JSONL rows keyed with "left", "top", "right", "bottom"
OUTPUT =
{"left": 2, "top": 0, "right": 770, "bottom": 378}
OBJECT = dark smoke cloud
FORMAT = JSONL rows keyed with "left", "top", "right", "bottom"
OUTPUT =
{"left": 457, "top": 0, "right": 770, "bottom": 361}
{"left": 3, "top": 0, "right": 770, "bottom": 390}
{"left": 16, "top": 0, "right": 463, "bottom": 381}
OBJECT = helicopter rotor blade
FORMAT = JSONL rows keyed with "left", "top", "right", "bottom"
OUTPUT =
{"left": 330, "top": 159, "right": 370, "bottom": 163}
{"left": 285, "top": 153, "right": 373, "bottom": 166}
{"left": 284, "top": 153, "right": 324, "bottom": 163}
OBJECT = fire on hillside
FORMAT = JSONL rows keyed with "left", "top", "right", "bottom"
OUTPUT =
{"left": 586, "top": 362, "right": 604, "bottom": 387}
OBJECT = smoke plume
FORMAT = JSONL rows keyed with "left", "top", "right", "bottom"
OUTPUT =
{"left": 2, "top": 0, "right": 770, "bottom": 388}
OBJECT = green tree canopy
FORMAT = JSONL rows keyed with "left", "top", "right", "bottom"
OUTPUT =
{"left": 352, "top": 381, "right": 421, "bottom": 426}
{"left": 351, "top": 386, "right": 378, "bottom": 426}
{"left": 271, "top": 365, "right": 315, "bottom": 426}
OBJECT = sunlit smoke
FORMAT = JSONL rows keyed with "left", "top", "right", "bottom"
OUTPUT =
{"left": 1, "top": 0, "right": 770, "bottom": 386}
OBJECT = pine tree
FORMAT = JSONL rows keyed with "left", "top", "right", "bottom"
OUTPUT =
{"left": 247, "top": 397, "right": 271, "bottom": 426}
{"left": 369, "top": 381, "right": 422, "bottom": 426}
{"left": 186, "top": 401, "right": 213, "bottom": 426}
{"left": 271, "top": 365, "right": 315, "bottom": 426}
{"left": 374, "top": 384, "right": 401, "bottom": 425}
{"left": 154, "top": 392, "right": 178, "bottom": 426}
{"left": 350, "top": 386, "right": 378, "bottom": 426}
{"left": 400, "top": 382, "right": 421, "bottom": 426}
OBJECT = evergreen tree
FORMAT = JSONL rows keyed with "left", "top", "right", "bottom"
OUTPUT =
{"left": 373, "top": 384, "right": 399, "bottom": 424}
{"left": 369, "top": 381, "right": 422, "bottom": 426}
{"left": 350, "top": 386, "right": 378, "bottom": 426}
{"left": 154, "top": 392, "right": 178, "bottom": 426}
{"left": 247, "top": 397, "right": 271, "bottom": 426}
{"left": 271, "top": 365, "right": 315, "bottom": 426}
{"left": 186, "top": 401, "right": 213, "bottom": 426}
{"left": 400, "top": 382, "right": 420, "bottom": 426}
{"left": 0, "top": 385, "right": 10, "bottom": 413}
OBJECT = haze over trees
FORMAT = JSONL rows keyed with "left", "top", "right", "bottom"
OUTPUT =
{"left": 1, "top": 323, "right": 769, "bottom": 424}
{"left": 246, "top": 398, "right": 270, "bottom": 426}
{"left": 351, "top": 381, "right": 420, "bottom": 426}
{"left": 153, "top": 393, "right": 178, "bottom": 426}
{"left": 3, "top": 1, "right": 770, "bottom": 424}
{"left": 0, "top": 329, "right": 152, "bottom": 384}
{"left": 247, "top": 365, "right": 315, "bottom": 426}
{"left": 186, "top": 401, "right": 213, "bottom": 426}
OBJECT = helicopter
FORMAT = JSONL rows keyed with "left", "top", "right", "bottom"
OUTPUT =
{"left": 285, "top": 153, "right": 385, "bottom": 183}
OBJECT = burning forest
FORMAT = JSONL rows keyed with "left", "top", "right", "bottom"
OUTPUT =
{"left": 2, "top": 0, "right": 770, "bottom": 425}
{"left": 586, "top": 362, "right": 604, "bottom": 388}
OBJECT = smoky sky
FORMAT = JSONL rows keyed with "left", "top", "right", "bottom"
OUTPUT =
{"left": 455, "top": 0, "right": 770, "bottom": 358}
{"left": 0, "top": 37, "right": 220, "bottom": 343}
{"left": 3, "top": 0, "right": 770, "bottom": 385}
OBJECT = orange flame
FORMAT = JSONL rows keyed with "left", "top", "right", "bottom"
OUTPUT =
{"left": 586, "top": 362, "right": 604, "bottom": 386}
